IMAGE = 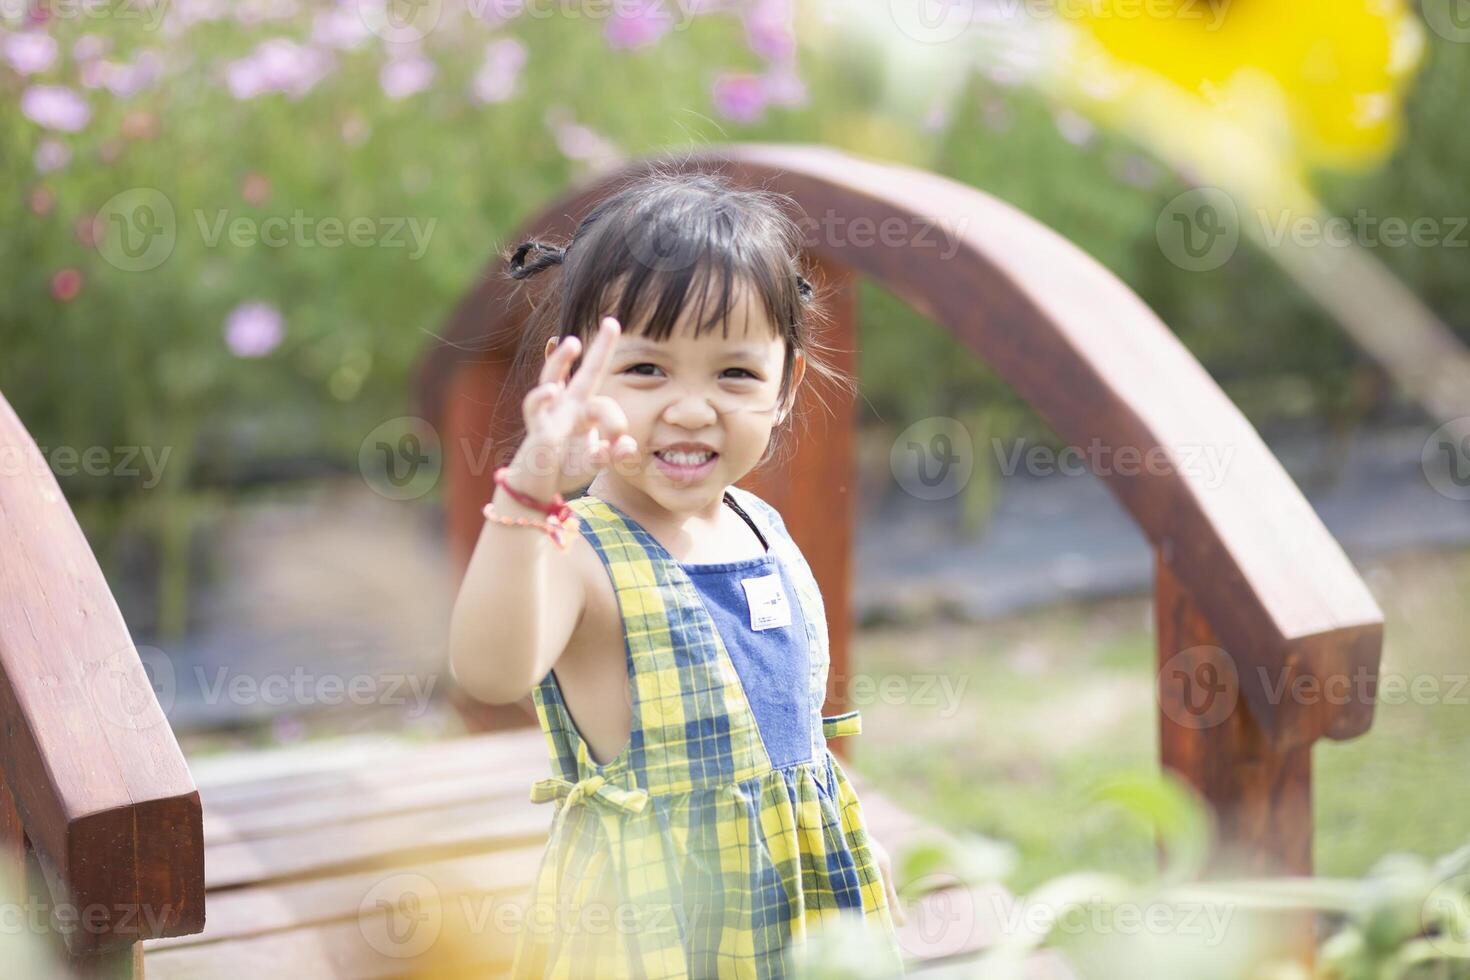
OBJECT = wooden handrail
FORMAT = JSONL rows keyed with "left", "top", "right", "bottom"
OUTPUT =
{"left": 415, "top": 145, "right": 1385, "bottom": 890}
{"left": 0, "top": 391, "right": 205, "bottom": 960}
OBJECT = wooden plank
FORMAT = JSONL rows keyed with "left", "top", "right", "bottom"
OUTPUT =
{"left": 910, "top": 948, "right": 1079, "bottom": 979}
{"left": 146, "top": 892, "right": 531, "bottom": 980}
{"left": 198, "top": 729, "right": 544, "bottom": 813}
{"left": 207, "top": 794, "right": 554, "bottom": 890}
{"left": 140, "top": 875, "right": 1034, "bottom": 975}
{"left": 0, "top": 391, "right": 204, "bottom": 954}
{"left": 146, "top": 846, "right": 547, "bottom": 951}
{"left": 204, "top": 754, "right": 547, "bottom": 845}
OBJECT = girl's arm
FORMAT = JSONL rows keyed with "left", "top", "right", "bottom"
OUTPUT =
{"left": 448, "top": 449, "right": 588, "bottom": 705}
{"left": 447, "top": 317, "right": 636, "bottom": 705}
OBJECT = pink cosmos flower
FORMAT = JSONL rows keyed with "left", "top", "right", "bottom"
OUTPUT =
{"left": 760, "top": 61, "right": 806, "bottom": 108}
{"left": 711, "top": 73, "right": 766, "bottom": 123}
{"left": 604, "top": 4, "right": 673, "bottom": 50}
{"left": 34, "top": 138, "right": 70, "bottom": 173}
{"left": 311, "top": 8, "right": 369, "bottom": 50}
{"left": 226, "top": 39, "right": 335, "bottom": 100}
{"left": 98, "top": 50, "right": 164, "bottom": 99}
{"left": 474, "top": 0, "right": 524, "bottom": 24}
{"left": 379, "top": 54, "right": 435, "bottom": 100}
{"left": 21, "top": 86, "right": 90, "bottom": 132}
{"left": 471, "top": 37, "right": 526, "bottom": 104}
{"left": 742, "top": 0, "right": 794, "bottom": 61}
{"left": 4, "top": 32, "right": 58, "bottom": 75}
{"left": 29, "top": 185, "right": 55, "bottom": 216}
{"left": 51, "top": 268, "right": 83, "bottom": 303}
{"left": 73, "top": 34, "right": 109, "bottom": 62}
{"left": 1054, "top": 109, "right": 1095, "bottom": 147}
{"left": 545, "top": 106, "right": 623, "bottom": 170}
{"left": 241, "top": 172, "right": 271, "bottom": 205}
{"left": 224, "top": 302, "right": 285, "bottom": 358}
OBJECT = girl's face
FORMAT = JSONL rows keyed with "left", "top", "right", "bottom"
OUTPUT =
{"left": 554, "top": 279, "right": 806, "bottom": 516}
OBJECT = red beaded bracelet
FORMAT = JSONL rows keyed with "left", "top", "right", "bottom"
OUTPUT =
{"left": 493, "top": 466, "right": 573, "bottom": 524}
{"left": 482, "top": 501, "right": 581, "bottom": 551}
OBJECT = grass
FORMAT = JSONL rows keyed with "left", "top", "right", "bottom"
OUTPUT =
{"left": 851, "top": 544, "right": 1470, "bottom": 894}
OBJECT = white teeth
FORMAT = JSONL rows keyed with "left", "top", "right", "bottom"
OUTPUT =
{"left": 657, "top": 450, "right": 713, "bottom": 466}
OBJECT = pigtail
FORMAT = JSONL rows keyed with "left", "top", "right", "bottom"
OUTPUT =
{"left": 506, "top": 239, "right": 568, "bottom": 280}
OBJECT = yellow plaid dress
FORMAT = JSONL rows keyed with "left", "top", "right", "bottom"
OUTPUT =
{"left": 509, "top": 486, "right": 905, "bottom": 978}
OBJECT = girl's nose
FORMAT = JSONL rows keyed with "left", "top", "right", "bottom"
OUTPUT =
{"left": 662, "top": 390, "right": 720, "bottom": 426}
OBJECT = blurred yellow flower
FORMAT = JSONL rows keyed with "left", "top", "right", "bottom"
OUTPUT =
{"left": 1060, "top": 0, "right": 1424, "bottom": 173}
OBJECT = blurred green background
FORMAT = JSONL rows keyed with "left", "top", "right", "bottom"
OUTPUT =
{"left": 4, "top": 4, "right": 1470, "bottom": 963}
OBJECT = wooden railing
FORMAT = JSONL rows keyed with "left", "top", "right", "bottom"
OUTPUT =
{"left": 0, "top": 392, "right": 205, "bottom": 975}
{"left": 416, "top": 145, "right": 1385, "bottom": 890}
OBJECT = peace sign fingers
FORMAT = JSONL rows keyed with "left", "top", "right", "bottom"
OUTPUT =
{"left": 566, "top": 317, "right": 622, "bottom": 400}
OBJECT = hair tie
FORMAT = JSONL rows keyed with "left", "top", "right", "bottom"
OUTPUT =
{"left": 508, "top": 240, "right": 567, "bottom": 278}
{"left": 795, "top": 274, "right": 813, "bottom": 303}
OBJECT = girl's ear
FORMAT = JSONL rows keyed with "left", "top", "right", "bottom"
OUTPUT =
{"left": 778, "top": 350, "right": 807, "bottom": 424}
{"left": 544, "top": 337, "right": 558, "bottom": 360}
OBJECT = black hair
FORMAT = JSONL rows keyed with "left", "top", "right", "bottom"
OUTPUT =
{"left": 501, "top": 165, "right": 853, "bottom": 471}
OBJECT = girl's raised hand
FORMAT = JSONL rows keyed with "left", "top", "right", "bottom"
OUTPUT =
{"left": 518, "top": 316, "right": 641, "bottom": 495}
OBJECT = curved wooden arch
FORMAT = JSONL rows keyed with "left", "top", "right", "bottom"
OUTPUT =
{"left": 417, "top": 144, "right": 1384, "bottom": 880}
{"left": 0, "top": 392, "right": 205, "bottom": 967}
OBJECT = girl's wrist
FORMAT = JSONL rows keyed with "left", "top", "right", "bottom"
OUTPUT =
{"left": 493, "top": 452, "right": 563, "bottom": 520}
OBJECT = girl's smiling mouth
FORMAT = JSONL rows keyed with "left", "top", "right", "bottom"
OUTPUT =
{"left": 653, "top": 445, "right": 719, "bottom": 482}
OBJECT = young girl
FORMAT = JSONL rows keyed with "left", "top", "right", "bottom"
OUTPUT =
{"left": 449, "top": 171, "right": 907, "bottom": 978}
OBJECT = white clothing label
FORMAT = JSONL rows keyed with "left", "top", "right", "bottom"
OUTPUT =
{"left": 741, "top": 571, "right": 792, "bottom": 631}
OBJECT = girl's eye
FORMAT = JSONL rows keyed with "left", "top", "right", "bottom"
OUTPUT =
{"left": 622, "top": 365, "right": 759, "bottom": 380}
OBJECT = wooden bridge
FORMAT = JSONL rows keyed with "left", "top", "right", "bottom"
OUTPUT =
{"left": 0, "top": 145, "right": 1383, "bottom": 977}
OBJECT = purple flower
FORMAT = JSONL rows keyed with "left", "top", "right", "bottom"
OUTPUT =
{"left": 34, "top": 138, "right": 70, "bottom": 173}
{"left": 20, "top": 86, "right": 90, "bottom": 132}
{"left": 474, "top": 0, "right": 524, "bottom": 24}
{"left": 471, "top": 37, "right": 526, "bottom": 104}
{"left": 224, "top": 302, "right": 285, "bottom": 358}
{"left": 604, "top": 3, "right": 673, "bottom": 50}
{"left": 711, "top": 73, "right": 766, "bottom": 123}
{"left": 742, "top": 0, "right": 794, "bottom": 61}
{"left": 73, "top": 34, "right": 109, "bottom": 62}
{"left": 760, "top": 61, "right": 806, "bottom": 108}
{"left": 233, "top": 0, "right": 299, "bottom": 26}
{"left": 99, "top": 50, "right": 164, "bottom": 99}
{"left": 226, "top": 39, "right": 335, "bottom": 100}
{"left": 1054, "top": 109, "right": 1095, "bottom": 148}
{"left": 311, "top": 8, "right": 369, "bottom": 50}
{"left": 924, "top": 107, "right": 947, "bottom": 134}
{"left": 161, "top": 0, "right": 229, "bottom": 36}
{"left": 545, "top": 105, "right": 622, "bottom": 169}
{"left": 4, "top": 31, "right": 58, "bottom": 75}
{"left": 379, "top": 53, "right": 435, "bottom": 99}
